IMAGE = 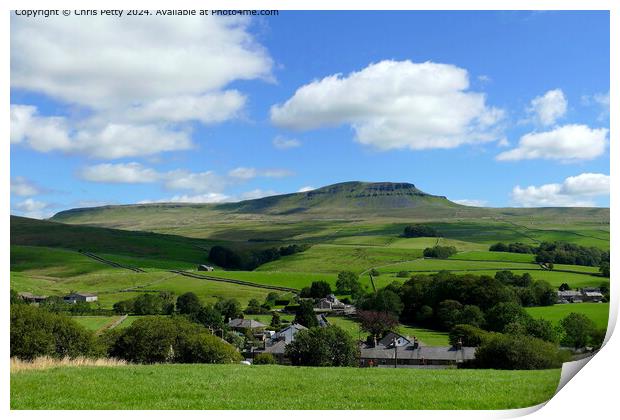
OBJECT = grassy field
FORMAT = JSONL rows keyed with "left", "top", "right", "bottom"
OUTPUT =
{"left": 71, "top": 316, "right": 122, "bottom": 332}
{"left": 526, "top": 303, "right": 609, "bottom": 329}
{"left": 209, "top": 270, "right": 337, "bottom": 290}
{"left": 10, "top": 364, "right": 561, "bottom": 409}
{"left": 258, "top": 244, "right": 424, "bottom": 274}
{"left": 450, "top": 251, "right": 536, "bottom": 263}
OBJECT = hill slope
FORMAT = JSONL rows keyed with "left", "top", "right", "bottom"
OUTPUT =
{"left": 10, "top": 215, "right": 213, "bottom": 263}
{"left": 51, "top": 181, "right": 471, "bottom": 225}
{"left": 47, "top": 181, "right": 609, "bottom": 240}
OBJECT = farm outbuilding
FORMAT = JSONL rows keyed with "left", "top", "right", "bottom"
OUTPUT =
{"left": 63, "top": 292, "right": 98, "bottom": 304}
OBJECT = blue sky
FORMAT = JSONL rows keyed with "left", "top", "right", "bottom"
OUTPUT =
{"left": 10, "top": 11, "right": 610, "bottom": 218}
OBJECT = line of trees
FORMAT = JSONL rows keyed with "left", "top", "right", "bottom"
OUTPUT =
{"left": 208, "top": 244, "right": 309, "bottom": 270}
{"left": 489, "top": 242, "right": 536, "bottom": 254}
{"left": 402, "top": 224, "right": 438, "bottom": 238}
{"left": 354, "top": 271, "right": 556, "bottom": 334}
{"left": 490, "top": 241, "right": 610, "bottom": 268}
{"left": 423, "top": 245, "right": 457, "bottom": 258}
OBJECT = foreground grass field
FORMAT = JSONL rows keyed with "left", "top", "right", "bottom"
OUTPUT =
{"left": 10, "top": 364, "right": 561, "bottom": 409}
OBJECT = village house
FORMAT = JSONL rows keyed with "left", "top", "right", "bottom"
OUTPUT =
{"left": 197, "top": 264, "right": 214, "bottom": 272}
{"left": 18, "top": 291, "right": 48, "bottom": 304}
{"left": 359, "top": 331, "right": 475, "bottom": 368}
{"left": 63, "top": 292, "right": 98, "bottom": 304}
{"left": 228, "top": 318, "right": 268, "bottom": 341}
{"left": 359, "top": 344, "right": 476, "bottom": 368}
{"left": 315, "top": 294, "right": 356, "bottom": 314}
{"left": 557, "top": 287, "right": 604, "bottom": 304}
{"left": 257, "top": 323, "right": 308, "bottom": 364}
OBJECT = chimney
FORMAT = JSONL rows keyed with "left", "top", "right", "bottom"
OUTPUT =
{"left": 456, "top": 338, "right": 463, "bottom": 350}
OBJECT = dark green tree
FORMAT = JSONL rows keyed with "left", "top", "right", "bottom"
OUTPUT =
{"left": 214, "top": 298, "right": 242, "bottom": 321}
{"left": 270, "top": 312, "right": 282, "bottom": 330}
{"left": 485, "top": 302, "right": 529, "bottom": 332}
{"left": 285, "top": 326, "right": 359, "bottom": 366}
{"left": 294, "top": 300, "right": 318, "bottom": 328}
{"left": 309, "top": 281, "right": 332, "bottom": 298}
{"left": 176, "top": 292, "right": 202, "bottom": 315}
{"left": 560, "top": 313, "right": 597, "bottom": 348}
{"left": 336, "top": 271, "right": 360, "bottom": 294}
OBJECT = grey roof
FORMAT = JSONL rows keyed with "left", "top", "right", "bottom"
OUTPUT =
{"left": 262, "top": 340, "right": 287, "bottom": 355}
{"left": 65, "top": 292, "right": 97, "bottom": 298}
{"left": 360, "top": 345, "right": 476, "bottom": 362}
{"left": 278, "top": 323, "right": 307, "bottom": 334}
{"left": 228, "top": 318, "right": 266, "bottom": 329}
{"left": 584, "top": 291, "right": 603, "bottom": 297}
{"left": 558, "top": 290, "right": 581, "bottom": 297}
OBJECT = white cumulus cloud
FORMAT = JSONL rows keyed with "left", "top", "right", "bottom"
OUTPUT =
{"left": 79, "top": 162, "right": 161, "bottom": 183}
{"left": 11, "top": 14, "right": 272, "bottom": 109}
{"left": 496, "top": 124, "right": 608, "bottom": 162}
{"left": 11, "top": 105, "right": 193, "bottom": 159}
{"left": 11, "top": 176, "right": 42, "bottom": 196}
{"left": 511, "top": 173, "right": 610, "bottom": 207}
{"left": 270, "top": 60, "right": 504, "bottom": 151}
{"left": 11, "top": 15, "right": 273, "bottom": 158}
{"left": 527, "top": 89, "right": 567, "bottom": 126}
{"left": 12, "top": 198, "right": 53, "bottom": 219}
{"left": 163, "top": 170, "right": 226, "bottom": 194}
{"left": 298, "top": 186, "right": 315, "bottom": 192}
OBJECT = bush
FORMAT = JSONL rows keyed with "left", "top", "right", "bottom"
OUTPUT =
{"left": 177, "top": 332, "right": 242, "bottom": 364}
{"left": 285, "top": 326, "right": 359, "bottom": 366}
{"left": 10, "top": 304, "right": 101, "bottom": 360}
{"left": 396, "top": 271, "right": 410, "bottom": 278}
{"left": 253, "top": 352, "right": 276, "bottom": 365}
{"left": 475, "top": 333, "right": 569, "bottom": 369}
{"left": 449, "top": 324, "right": 489, "bottom": 347}
{"left": 560, "top": 313, "right": 598, "bottom": 348}
{"left": 110, "top": 316, "right": 240, "bottom": 364}
{"left": 423, "top": 246, "right": 457, "bottom": 259}
{"left": 403, "top": 224, "right": 438, "bottom": 238}
{"left": 369, "top": 268, "right": 380, "bottom": 277}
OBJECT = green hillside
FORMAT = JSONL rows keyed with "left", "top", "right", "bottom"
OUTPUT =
{"left": 10, "top": 215, "right": 213, "bottom": 264}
